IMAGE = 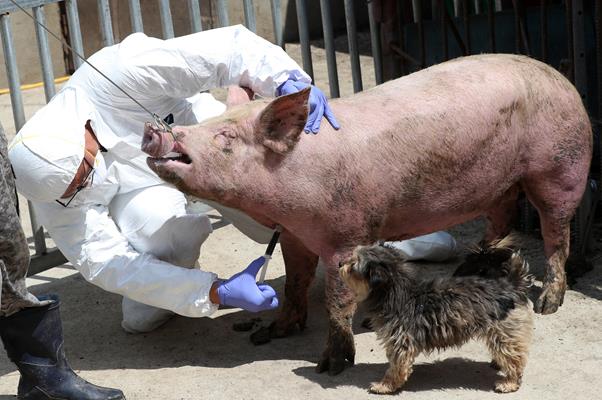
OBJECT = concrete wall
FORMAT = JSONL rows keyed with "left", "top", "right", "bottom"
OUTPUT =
{"left": 68, "top": 0, "right": 286, "bottom": 72}
{"left": 0, "top": 0, "right": 362, "bottom": 91}
{"left": 0, "top": 4, "right": 66, "bottom": 89}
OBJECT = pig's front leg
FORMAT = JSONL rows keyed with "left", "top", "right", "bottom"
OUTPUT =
{"left": 316, "top": 253, "right": 356, "bottom": 375}
{"left": 269, "top": 232, "right": 319, "bottom": 337}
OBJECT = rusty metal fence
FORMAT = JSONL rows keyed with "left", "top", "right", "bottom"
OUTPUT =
{"left": 0, "top": 0, "right": 599, "bottom": 274}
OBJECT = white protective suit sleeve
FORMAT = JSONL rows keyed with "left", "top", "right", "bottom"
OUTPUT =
{"left": 120, "top": 24, "right": 311, "bottom": 99}
{"left": 33, "top": 201, "right": 218, "bottom": 318}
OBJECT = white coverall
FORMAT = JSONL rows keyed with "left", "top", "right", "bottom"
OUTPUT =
{"left": 9, "top": 25, "right": 310, "bottom": 333}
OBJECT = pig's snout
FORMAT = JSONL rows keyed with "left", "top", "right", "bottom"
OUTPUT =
{"left": 142, "top": 122, "right": 176, "bottom": 158}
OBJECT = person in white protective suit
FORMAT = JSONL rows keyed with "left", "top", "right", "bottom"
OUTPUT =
{"left": 8, "top": 25, "right": 457, "bottom": 334}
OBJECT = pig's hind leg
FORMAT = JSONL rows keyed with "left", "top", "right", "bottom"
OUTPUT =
{"left": 269, "top": 233, "right": 319, "bottom": 337}
{"left": 316, "top": 254, "right": 356, "bottom": 376}
{"left": 523, "top": 170, "right": 588, "bottom": 314}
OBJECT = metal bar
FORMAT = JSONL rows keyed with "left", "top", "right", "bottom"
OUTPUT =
{"left": 188, "top": 0, "right": 202, "bottom": 33}
{"left": 540, "top": 0, "right": 547, "bottom": 62}
{"left": 566, "top": 0, "right": 574, "bottom": 82}
{"left": 444, "top": 4, "right": 467, "bottom": 56}
{"left": 158, "top": 0, "right": 174, "bottom": 39}
{"left": 295, "top": 0, "right": 313, "bottom": 79}
{"left": 390, "top": 42, "right": 420, "bottom": 66}
{"left": 440, "top": 0, "right": 448, "bottom": 61}
{"left": 511, "top": 0, "right": 530, "bottom": 55}
{"left": 65, "top": 0, "right": 84, "bottom": 69}
{"left": 0, "top": 0, "right": 58, "bottom": 14}
{"left": 487, "top": 0, "right": 496, "bottom": 52}
{"left": 396, "top": 0, "right": 406, "bottom": 76}
{"left": 368, "top": 0, "right": 383, "bottom": 85}
{"left": 33, "top": 6, "right": 55, "bottom": 102}
{"left": 453, "top": 0, "right": 461, "bottom": 18}
{"left": 344, "top": 0, "right": 362, "bottom": 92}
{"left": 1, "top": 13, "right": 47, "bottom": 255}
{"left": 572, "top": 0, "right": 587, "bottom": 255}
{"left": 594, "top": 1, "right": 602, "bottom": 132}
{"left": 412, "top": 0, "right": 425, "bottom": 68}
{"left": 128, "top": 0, "right": 143, "bottom": 32}
{"left": 97, "top": 0, "right": 114, "bottom": 47}
{"left": 596, "top": 0, "right": 602, "bottom": 137}
{"left": 319, "top": 0, "right": 339, "bottom": 97}
{"left": 216, "top": 0, "right": 229, "bottom": 27}
{"left": 1, "top": 13, "right": 25, "bottom": 132}
{"left": 463, "top": 0, "right": 471, "bottom": 54}
{"left": 512, "top": 0, "right": 521, "bottom": 53}
{"left": 270, "top": 0, "right": 283, "bottom": 47}
{"left": 243, "top": 0, "right": 256, "bottom": 33}
{"left": 474, "top": 0, "right": 481, "bottom": 14}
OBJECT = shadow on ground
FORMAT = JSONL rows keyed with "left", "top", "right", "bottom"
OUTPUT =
{"left": 293, "top": 358, "right": 499, "bottom": 393}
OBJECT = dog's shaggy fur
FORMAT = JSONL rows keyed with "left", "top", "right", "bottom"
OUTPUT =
{"left": 339, "top": 237, "right": 533, "bottom": 394}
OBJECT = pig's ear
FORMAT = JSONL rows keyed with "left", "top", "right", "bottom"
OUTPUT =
{"left": 226, "top": 86, "right": 254, "bottom": 108}
{"left": 256, "top": 87, "right": 310, "bottom": 154}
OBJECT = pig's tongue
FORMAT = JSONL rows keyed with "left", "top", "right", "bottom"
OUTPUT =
{"left": 142, "top": 124, "right": 176, "bottom": 157}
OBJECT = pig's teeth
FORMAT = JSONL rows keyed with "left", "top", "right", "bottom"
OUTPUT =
{"left": 165, "top": 151, "right": 182, "bottom": 158}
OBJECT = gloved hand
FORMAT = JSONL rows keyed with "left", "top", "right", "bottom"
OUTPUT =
{"left": 277, "top": 80, "right": 340, "bottom": 134}
{"left": 215, "top": 257, "right": 279, "bottom": 312}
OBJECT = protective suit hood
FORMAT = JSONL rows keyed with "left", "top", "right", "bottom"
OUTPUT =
{"left": 8, "top": 86, "right": 93, "bottom": 203}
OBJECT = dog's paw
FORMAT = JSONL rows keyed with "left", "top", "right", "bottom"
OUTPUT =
{"left": 369, "top": 382, "right": 397, "bottom": 395}
{"left": 494, "top": 379, "right": 520, "bottom": 393}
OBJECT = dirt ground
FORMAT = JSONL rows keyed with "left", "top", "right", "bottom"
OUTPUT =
{"left": 0, "top": 34, "right": 601, "bottom": 400}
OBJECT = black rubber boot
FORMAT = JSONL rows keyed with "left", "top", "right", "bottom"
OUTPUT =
{"left": 0, "top": 294, "right": 125, "bottom": 400}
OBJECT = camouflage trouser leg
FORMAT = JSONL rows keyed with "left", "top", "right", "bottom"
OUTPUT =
{"left": 0, "top": 125, "right": 44, "bottom": 317}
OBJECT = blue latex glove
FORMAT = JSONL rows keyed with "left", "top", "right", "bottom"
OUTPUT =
{"left": 277, "top": 80, "right": 341, "bottom": 134}
{"left": 216, "top": 257, "right": 279, "bottom": 312}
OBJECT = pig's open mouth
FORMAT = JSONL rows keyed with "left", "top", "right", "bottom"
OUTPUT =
{"left": 146, "top": 142, "right": 193, "bottom": 179}
{"left": 164, "top": 152, "right": 192, "bottom": 164}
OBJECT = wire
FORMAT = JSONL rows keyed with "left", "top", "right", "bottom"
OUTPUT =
{"left": 7, "top": 0, "right": 172, "bottom": 134}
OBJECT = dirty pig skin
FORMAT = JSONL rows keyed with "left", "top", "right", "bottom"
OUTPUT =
{"left": 142, "top": 54, "right": 592, "bottom": 375}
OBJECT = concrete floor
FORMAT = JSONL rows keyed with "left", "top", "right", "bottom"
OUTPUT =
{"left": 1, "top": 37, "right": 601, "bottom": 400}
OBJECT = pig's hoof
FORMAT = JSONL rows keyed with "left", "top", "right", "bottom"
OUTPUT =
{"left": 232, "top": 318, "right": 262, "bottom": 332}
{"left": 268, "top": 319, "right": 298, "bottom": 338}
{"left": 534, "top": 285, "right": 565, "bottom": 315}
{"left": 250, "top": 326, "right": 272, "bottom": 345}
{"left": 316, "top": 354, "right": 348, "bottom": 376}
{"left": 315, "top": 340, "right": 355, "bottom": 375}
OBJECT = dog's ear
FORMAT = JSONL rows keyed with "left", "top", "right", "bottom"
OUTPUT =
{"left": 365, "top": 261, "right": 390, "bottom": 289}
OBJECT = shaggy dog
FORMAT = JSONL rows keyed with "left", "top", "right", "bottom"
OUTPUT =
{"left": 339, "top": 237, "right": 533, "bottom": 394}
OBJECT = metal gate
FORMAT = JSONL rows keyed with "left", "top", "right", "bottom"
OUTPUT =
{"left": 0, "top": 0, "right": 599, "bottom": 275}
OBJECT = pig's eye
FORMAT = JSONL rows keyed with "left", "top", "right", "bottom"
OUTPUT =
{"left": 213, "top": 130, "right": 236, "bottom": 150}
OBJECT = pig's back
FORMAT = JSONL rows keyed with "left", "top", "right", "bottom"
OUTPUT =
{"left": 292, "top": 54, "right": 591, "bottom": 231}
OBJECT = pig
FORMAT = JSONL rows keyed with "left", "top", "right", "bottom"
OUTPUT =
{"left": 142, "top": 54, "right": 592, "bottom": 375}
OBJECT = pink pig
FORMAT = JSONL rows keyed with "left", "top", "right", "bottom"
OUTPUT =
{"left": 142, "top": 54, "right": 592, "bottom": 375}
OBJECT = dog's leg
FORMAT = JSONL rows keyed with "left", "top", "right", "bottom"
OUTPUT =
{"left": 369, "top": 348, "right": 417, "bottom": 395}
{"left": 316, "top": 254, "right": 356, "bottom": 376}
{"left": 487, "top": 306, "right": 533, "bottom": 393}
{"left": 269, "top": 233, "right": 319, "bottom": 337}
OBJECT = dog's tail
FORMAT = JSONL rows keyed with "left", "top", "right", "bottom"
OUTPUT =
{"left": 453, "top": 234, "right": 533, "bottom": 292}
{"left": 504, "top": 249, "right": 533, "bottom": 294}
